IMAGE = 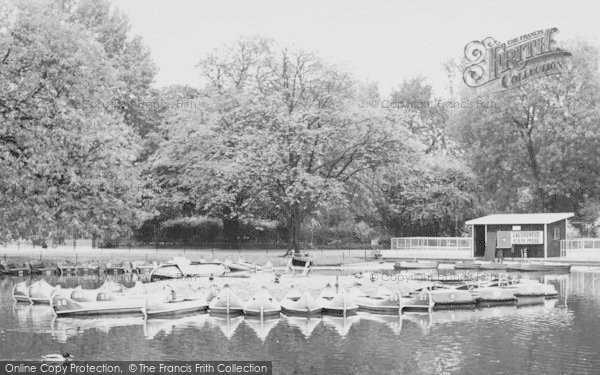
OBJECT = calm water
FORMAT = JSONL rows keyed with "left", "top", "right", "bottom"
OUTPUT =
{"left": 1, "top": 271, "right": 599, "bottom": 375}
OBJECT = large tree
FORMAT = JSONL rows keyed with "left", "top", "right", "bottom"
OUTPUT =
{"left": 450, "top": 39, "right": 600, "bottom": 218}
{"left": 0, "top": 0, "right": 149, "bottom": 243}
{"left": 153, "top": 38, "right": 420, "bottom": 251}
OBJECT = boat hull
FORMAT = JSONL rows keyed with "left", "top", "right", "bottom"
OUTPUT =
{"left": 12, "top": 281, "right": 30, "bottom": 303}
{"left": 280, "top": 306, "right": 323, "bottom": 316}
{"left": 51, "top": 295, "right": 145, "bottom": 316}
{"left": 394, "top": 262, "right": 438, "bottom": 270}
{"left": 243, "top": 309, "right": 281, "bottom": 318}
{"left": 146, "top": 300, "right": 209, "bottom": 317}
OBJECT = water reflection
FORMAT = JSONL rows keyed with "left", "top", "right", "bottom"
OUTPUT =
{"left": 51, "top": 316, "right": 145, "bottom": 343}
{"left": 244, "top": 318, "right": 280, "bottom": 342}
{"left": 144, "top": 314, "right": 210, "bottom": 340}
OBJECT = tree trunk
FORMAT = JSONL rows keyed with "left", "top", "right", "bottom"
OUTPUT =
{"left": 288, "top": 204, "right": 302, "bottom": 253}
{"left": 222, "top": 209, "right": 240, "bottom": 249}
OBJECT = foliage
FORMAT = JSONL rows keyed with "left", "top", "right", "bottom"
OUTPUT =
{"left": 376, "top": 155, "right": 481, "bottom": 236}
{"left": 0, "top": 0, "right": 150, "bottom": 242}
{"left": 450, "top": 39, "right": 600, "bottom": 217}
{"left": 151, "top": 37, "right": 421, "bottom": 250}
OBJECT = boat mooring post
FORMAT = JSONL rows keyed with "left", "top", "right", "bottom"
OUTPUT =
{"left": 260, "top": 300, "right": 264, "bottom": 321}
{"left": 397, "top": 291, "right": 403, "bottom": 315}
{"left": 427, "top": 288, "right": 434, "bottom": 314}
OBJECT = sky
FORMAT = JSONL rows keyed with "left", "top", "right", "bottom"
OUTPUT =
{"left": 114, "top": 0, "right": 599, "bottom": 95}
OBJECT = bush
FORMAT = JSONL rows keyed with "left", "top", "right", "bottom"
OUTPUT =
{"left": 160, "top": 216, "right": 222, "bottom": 243}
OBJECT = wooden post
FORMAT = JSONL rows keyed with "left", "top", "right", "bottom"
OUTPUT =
{"left": 398, "top": 291, "right": 403, "bottom": 315}
{"left": 544, "top": 224, "right": 548, "bottom": 258}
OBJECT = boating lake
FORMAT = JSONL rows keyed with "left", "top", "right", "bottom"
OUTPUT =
{"left": 0, "top": 270, "right": 599, "bottom": 375}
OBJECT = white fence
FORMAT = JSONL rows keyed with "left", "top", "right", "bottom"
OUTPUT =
{"left": 561, "top": 239, "right": 600, "bottom": 259}
{"left": 382, "top": 237, "right": 473, "bottom": 259}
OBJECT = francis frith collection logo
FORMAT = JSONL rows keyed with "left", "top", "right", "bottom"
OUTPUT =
{"left": 463, "top": 27, "right": 571, "bottom": 90}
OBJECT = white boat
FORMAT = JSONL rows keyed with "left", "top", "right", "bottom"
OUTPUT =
{"left": 70, "top": 281, "right": 125, "bottom": 302}
{"left": 409, "top": 282, "right": 475, "bottom": 309}
{"left": 150, "top": 257, "right": 227, "bottom": 282}
{"left": 317, "top": 286, "right": 358, "bottom": 316}
{"left": 29, "top": 280, "right": 71, "bottom": 304}
{"left": 50, "top": 293, "right": 146, "bottom": 316}
{"left": 145, "top": 286, "right": 209, "bottom": 317}
{"left": 243, "top": 287, "right": 281, "bottom": 318}
{"left": 454, "top": 282, "right": 516, "bottom": 306}
{"left": 208, "top": 284, "right": 244, "bottom": 315}
{"left": 12, "top": 281, "right": 30, "bottom": 303}
{"left": 354, "top": 286, "right": 403, "bottom": 315}
{"left": 281, "top": 288, "right": 322, "bottom": 316}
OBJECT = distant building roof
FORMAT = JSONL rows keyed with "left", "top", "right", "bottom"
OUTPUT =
{"left": 465, "top": 213, "right": 574, "bottom": 225}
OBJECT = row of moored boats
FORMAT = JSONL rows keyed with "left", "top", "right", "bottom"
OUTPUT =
{"left": 12, "top": 276, "right": 558, "bottom": 319}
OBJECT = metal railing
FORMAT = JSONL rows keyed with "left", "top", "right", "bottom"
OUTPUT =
{"left": 560, "top": 238, "right": 600, "bottom": 257}
{"left": 386, "top": 237, "right": 473, "bottom": 259}
{"left": 391, "top": 237, "right": 473, "bottom": 251}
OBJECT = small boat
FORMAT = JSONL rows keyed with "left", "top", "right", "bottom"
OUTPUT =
{"left": 317, "top": 286, "right": 358, "bottom": 316}
{"left": 243, "top": 287, "right": 281, "bottom": 318}
{"left": 280, "top": 287, "right": 322, "bottom": 316}
{"left": 70, "top": 281, "right": 125, "bottom": 302}
{"left": 394, "top": 261, "right": 438, "bottom": 270}
{"left": 208, "top": 284, "right": 244, "bottom": 315}
{"left": 0, "top": 261, "right": 31, "bottom": 276}
{"left": 517, "top": 279, "right": 558, "bottom": 298}
{"left": 95, "top": 281, "right": 149, "bottom": 301}
{"left": 516, "top": 262, "right": 571, "bottom": 273}
{"left": 27, "top": 261, "right": 59, "bottom": 275}
{"left": 12, "top": 281, "right": 30, "bottom": 302}
{"left": 145, "top": 286, "right": 209, "bottom": 317}
{"left": 355, "top": 286, "right": 403, "bottom": 315}
{"left": 57, "top": 261, "right": 78, "bottom": 275}
{"left": 105, "top": 261, "right": 133, "bottom": 274}
{"left": 478, "top": 262, "right": 508, "bottom": 271}
{"left": 410, "top": 283, "right": 475, "bottom": 309}
{"left": 50, "top": 293, "right": 146, "bottom": 316}
{"left": 453, "top": 261, "right": 481, "bottom": 270}
{"left": 491, "top": 279, "right": 546, "bottom": 306}
{"left": 150, "top": 257, "right": 226, "bottom": 282}
{"left": 29, "top": 280, "right": 70, "bottom": 304}
{"left": 78, "top": 262, "right": 101, "bottom": 274}
{"left": 134, "top": 261, "right": 156, "bottom": 275}
{"left": 455, "top": 282, "right": 516, "bottom": 306}
{"left": 427, "top": 274, "right": 477, "bottom": 284}
{"left": 224, "top": 258, "right": 257, "bottom": 272}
